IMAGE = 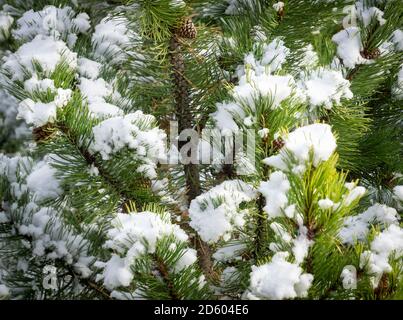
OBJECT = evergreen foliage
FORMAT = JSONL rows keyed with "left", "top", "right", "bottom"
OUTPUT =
{"left": 0, "top": 0, "right": 402, "bottom": 300}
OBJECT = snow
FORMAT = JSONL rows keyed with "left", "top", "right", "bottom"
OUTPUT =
{"left": 391, "top": 30, "right": 403, "bottom": 51}
{"left": 235, "top": 150, "right": 257, "bottom": 175}
{"left": 0, "top": 211, "right": 9, "bottom": 223}
{"left": 3, "top": 35, "right": 78, "bottom": 81}
{"left": 243, "top": 116, "right": 253, "bottom": 126}
{"left": 90, "top": 111, "right": 166, "bottom": 179}
{"left": 78, "top": 77, "right": 124, "bottom": 119}
{"left": 360, "top": 225, "right": 403, "bottom": 288}
{"left": 213, "top": 243, "right": 247, "bottom": 262}
{"left": 221, "top": 266, "right": 238, "bottom": 284}
{"left": 392, "top": 66, "right": 403, "bottom": 99}
{"left": 237, "top": 38, "right": 289, "bottom": 77}
{"left": 212, "top": 40, "right": 294, "bottom": 135}
{"left": 225, "top": 0, "right": 254, "bottom": 15}
{"left": 246, "top": 252, "right": 313, "bottom": 300}
{"left": 170, "top": 0, "right": 186, "bottom": 8}
{"left": 269, "top": 220, "right": 313, "bottom": 265}
{"left": 78, "top": 58, "right": 101, "bottom": 80}
{"left": 26, "top": 159, "right": 62, "bottom": 201}
{"left": 292, "top": 225, "right": 313, "bottom": 264}
{"left": 393, "top": 185, "right": 403, "bottom": 201}
{"left": 259, "top": 171, "right": 290, "bottom": 219}
{"left": 284, "top": 204, "right": 296, "bottom": 218}
{"left": 87, "top": 102, "right": 124, "bottom": 119}
{"left": 92, "top": 16, "right": 134, "bottom": 63}
{"left": 260, "top": 38, "right": 289, "bottom": 73}
{"left": 299, "top": 44, "right": 319, "bottom": 68}
{"left": 73, "top": 13, "right": 91, "bottom": 34}
{"left": 55, "top": 88, "right": 73, "bottom": 107}
{"left": 263, "top": 123, "right": 337, "bottom": 171}
{"left": 12, "top": 6, "right": 90, "bottom": 46}
{"left": 251, "top": 25, "right": 266, "bottom": 42}
{"left": 340, "top": 265, "right": 357, "bottom": 290}
{"left": 173, "top": 248, "right": 197, "bottom": 272}
{"left": 297, "top": 68, "right": 353, "bottom": 109}
{"left": 23, "top": 76, "right": 55, "bottom": 93}
{"left": 10, "top": 182, "right": 28, "bottom": 199}
{"left": 0, "top": 155, "right": 31, "bottom": 183}
{"left": 343, "top": 185, "right": 366, "bottom": 206}
{"left": 211, "top": 102, "right": 244, "bottom": 135}
{"left": 197, "top": 138, "right": 225, "bottom": 166}
{"left": 0, "top": 284, "right": 10, "bottom": 297}
{"left": 18, "top": 100, "right": 52, "bottom": 128}
{"left": 95, "top": 255, "right": 133, "bottom": 290}
{"left": 271, "top": 222, "right": 292, "bottom": 243}
{"left": 344, "top": 182, "right": 355, "bottom": 190}
{"left": 189, "top": 180, "right": 257, "bottom": 243}
{"left": 258, "top": 128, "right": 270, "bottom": 139}
{"left": 370, "top": 225, "right": 403, "bottom": 258}
{"left": 109, "top": 289, "right": 146, "bottom": 300}
{"left": 0, "top": 88, "right": 30, "bottom": 140}
{"left": 332, "top": 27, "right": 368, "bottom": 68}
{"left": 339, "top": 204, "right": 399, "bottom": 244}
{"left": 96, "top": 211, "right": 190, "bottom": 290}
{"left": 272, "top": 2, "right": 284, "bottom": 12}
{"left": 234, "top": 73, "right": 294, "bottom": 109}
{"left": 78, "top": 77, "right": 113, "bottom": 104}
{"left": 105, "top": 211, "right": 188, "bottom": 256}
{"left": 16, "top": 203, "right": 94, "bottom": 278}
{"left": 356, "top": 2, "right": 386, "bottom": 27}
{"left": 0, "top": 11, "right": 13, "bottom": 41}
{"left": 318, "top": 198, "right": 334, "bottom": 210}
{"left": 17, "top": 88, "right": 72, "bottom": 127}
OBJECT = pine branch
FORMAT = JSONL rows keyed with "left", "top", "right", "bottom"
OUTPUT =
{"left": 83, "top": 279, "right": 112, "bottom": 299}
{"left": 55, "top": 123, "right": 132, "bottom": 208}
{"left": 253, "top": 194, "right": 269, "bottom": 259}
{"left": 154, "top": 253, "right": 180, "bottom": 300}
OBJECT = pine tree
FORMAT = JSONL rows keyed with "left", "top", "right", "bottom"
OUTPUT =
{"left": 0, "top": 0, "right": 402, "bottom": 300}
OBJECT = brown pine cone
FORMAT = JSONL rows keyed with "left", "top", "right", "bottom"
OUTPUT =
{"left": 177, "top": 17, "right": 197, "bottom": 39}
{"left": 272, "top": 138, "right": 285, "bottom": 151}
{"left": 360, "top": 48, "right": 381, "bottom": 59}
{"left": 33, "top": 123, "right": 56, "bottom": 143}
{"left": 278, "top": 7, "right": 285, "bottom": 20}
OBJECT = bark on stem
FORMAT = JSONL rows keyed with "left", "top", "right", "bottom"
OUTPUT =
{"left": 169, "top": 35, "right": 201, "bottom": 201}
{"left": 169, "top": 32, "right": 214, "bottom": 278}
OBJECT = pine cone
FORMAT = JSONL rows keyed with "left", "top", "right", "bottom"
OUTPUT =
{"left": 33, "top": 123, "right": 56, "bottom": 142}
{"left": 374, "top": 273, "right": 390, "bottom": 298}
{"left": 272, "top": 138, "right": 285, "bottom": 151}
{"left": 177, "top": 18, "right": 197, "bottom": 39}
{"left": 360, "top": 48, "right": 381, "bottom": 59}
{"left": 278, "top": 7, "right": 285, "bottom": 20}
